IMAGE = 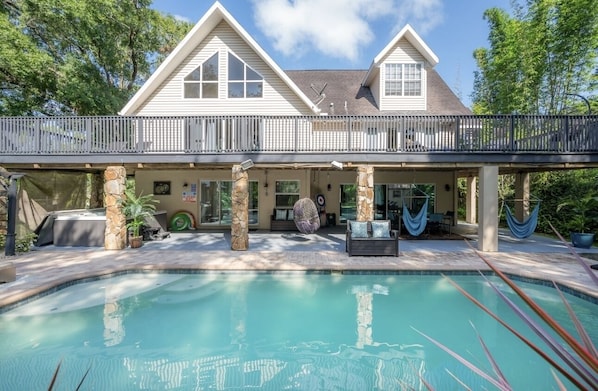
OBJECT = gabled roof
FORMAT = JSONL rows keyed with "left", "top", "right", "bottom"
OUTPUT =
{"left": 119, "top": 1, "right": 319, "bottom": 115}
{"left": 287, "top": 69, "right": 471, "bottom": 116}
{"left": 362, "top": 24, "right": 439, "bottom": 87}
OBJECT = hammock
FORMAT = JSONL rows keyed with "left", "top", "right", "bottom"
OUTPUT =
{"left": 402, "top": 198, "right": 429, "bottom": 237}
{"left": 293, "top": 198, "right": 320, "bottom": 234}
{"left": 504, "top": 202, "right": 540, "bottom": 239}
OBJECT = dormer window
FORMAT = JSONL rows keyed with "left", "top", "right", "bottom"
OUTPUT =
{"left": 184, "top": 53, "right": 219, "bottom": 98}
{"left": 385, "top": 63, "right": 422, "bottom": 96}
{"left": 228, "top": 53, "right": 263, "bottom": 98}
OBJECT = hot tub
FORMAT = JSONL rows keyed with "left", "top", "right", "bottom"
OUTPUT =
{"left": 34, "top": 208, "right": 106, "bottom": 247}
{"left": 35, "top": 208, "right": 168, "bottom": 247}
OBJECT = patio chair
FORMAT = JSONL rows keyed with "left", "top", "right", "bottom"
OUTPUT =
{"left": 427, "top": 213, "right": 444, "bottom": 235}
{"left": 443, "top": 211, "right": 455, "bottom": 234}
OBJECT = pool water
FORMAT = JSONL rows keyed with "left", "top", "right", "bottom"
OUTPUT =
{"left": 0, "top": 272, "right": 595, "bottom": 390}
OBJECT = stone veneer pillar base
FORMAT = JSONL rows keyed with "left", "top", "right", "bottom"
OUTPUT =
{"left": 104, "top": 166, "right": 127, "bottom": 250}
{"left": 357, "top": 165, "right": 374, "bottom": 222}
{"left": 231, "top": 165, "right": 249, "bottom": 251}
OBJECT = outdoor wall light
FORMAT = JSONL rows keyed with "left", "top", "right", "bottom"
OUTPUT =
{"left": 183, "top": 182, "right": 188, "bottom": 188}
{"left": 330, "top": 161, "right": 343, "bottom": 170}
{"left": 444, "top": 184, "right": 451, "bottom": 192}
{"left": 240, "top": 159, "right": 255, "bottom": 170}
{"left": 327, "top": 183, "right": 332, "bottom": 191}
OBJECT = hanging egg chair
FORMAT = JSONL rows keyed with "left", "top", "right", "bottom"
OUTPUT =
{"left": 293, "top": 198, "right": 321, "bottom": 234}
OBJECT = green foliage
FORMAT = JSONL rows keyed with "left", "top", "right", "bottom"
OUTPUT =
{"left": 556, "top": 193, "right": 598, "bottom": 233}
{"left": 472, "top": 0, "right": 598, "bottom": 114}
{"left": 1, "top": 0, "right": 192, "bottom": 115}
{"left": 0, "top": 232, "right": 37, "bottom": 253}
{"left": 532, "top": 169, "right": 598, "bottom": 234}
{"left": 121, "top": 189, "right": 159, "bottom": 237}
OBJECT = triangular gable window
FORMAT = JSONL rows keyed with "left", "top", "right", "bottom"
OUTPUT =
{"left": 184, "top": 53, "right": 219, "bottom": 99}
{"left": 228, "top": 52, "right": 263, "bottom": 98}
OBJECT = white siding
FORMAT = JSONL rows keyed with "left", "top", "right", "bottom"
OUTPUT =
{"left": 378, "top": 39, "right": 428, "bottom": 111}
{"left": 135, "top": 22, "right": 311, "bottom": 116}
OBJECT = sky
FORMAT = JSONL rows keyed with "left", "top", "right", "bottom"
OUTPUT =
{"left": 151, "top": 0, "right": 513, "bottom": 108}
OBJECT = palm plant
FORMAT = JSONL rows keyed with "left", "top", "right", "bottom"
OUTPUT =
{"left": 556, "top": 193, "right": 598, "bottom": 233}
{"left": 121, "top": 189, "right": 159, "bottom": 238}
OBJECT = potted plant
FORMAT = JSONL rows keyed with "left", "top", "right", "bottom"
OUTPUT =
{"left": 121, "top": 189, "right": 159, "bottom": 248}
{"left": 556, "top": 193, "right": 598, "bottom": 248}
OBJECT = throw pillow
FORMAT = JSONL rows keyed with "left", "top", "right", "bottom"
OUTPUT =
{"left": 350, "top": 221, "right": 368, "bottom": 238}
{"left": 275, "top": 209, "right": 287, "bottom": 221}
{"left": 371, "top": 221, "right": 391, "bottom": 238}
{"left": 287, "top": 209, "right": 294, "bottom": 221}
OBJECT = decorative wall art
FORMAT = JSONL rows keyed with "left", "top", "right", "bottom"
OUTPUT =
{"left": 153, "top": 181, "right": 171, "bottom": 195}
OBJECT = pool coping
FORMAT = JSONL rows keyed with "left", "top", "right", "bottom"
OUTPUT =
{"left": 1, "top": 246, "right": 597, "bottom": 310}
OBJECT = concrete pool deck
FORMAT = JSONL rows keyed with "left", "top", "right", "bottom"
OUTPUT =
{"left": 1, "top": 224, "right": 598, "bottom": 308}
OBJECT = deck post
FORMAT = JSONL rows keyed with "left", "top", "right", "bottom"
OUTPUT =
{"left": 515, "top": 172, "right": 530, "bottom": 221}
{"left": 465, "top": 175, "right": 477, "bottom": 224}
{"left": 478, "top": 166, "right": 499, "bottom": 251}
{"left": 231, "top": 165, "right": 249, "bottom": 251}
{"left": 104, "top": 166, "right": 127, "bottom": 250}
{"left": 356, "top": 165, "right": 374, "bottom": 222}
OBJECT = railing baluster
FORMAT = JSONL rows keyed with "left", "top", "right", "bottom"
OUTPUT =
{"left": 0, "top": 114, "right": 596, "bottom": 156}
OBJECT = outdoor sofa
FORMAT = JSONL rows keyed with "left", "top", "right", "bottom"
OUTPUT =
{"left": 270, "top": 208, "right": 298, "bottom": 231}
{"left": 346, "top": 220, "right": 399, "bottom": 257}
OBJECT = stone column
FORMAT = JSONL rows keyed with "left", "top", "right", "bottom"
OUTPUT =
{"left": 356, "top": 165, "right": 374, "bottom": 222}
{"left": 104, "top": 166, "right": 127, "bottom": 250}
{"left": 478, "top": 166, "right": 498, "bottom": 252}
{"left": 231, "top": 165, "right": 249, "bottom": 251}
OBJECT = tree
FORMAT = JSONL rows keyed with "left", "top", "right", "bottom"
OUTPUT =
{"left": 0, "top": 0, "right": 191, "bottom": 115}
{"left": 472, "top": 0, "right": 598, "bottom": 114}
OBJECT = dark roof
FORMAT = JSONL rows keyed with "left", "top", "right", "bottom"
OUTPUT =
{"left": 285, "top": 69, "right": 472, "bottom": 116}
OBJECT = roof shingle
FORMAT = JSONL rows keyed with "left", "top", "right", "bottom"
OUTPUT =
{"left": 285, "top": 69, "right": 472, "bottom": 116}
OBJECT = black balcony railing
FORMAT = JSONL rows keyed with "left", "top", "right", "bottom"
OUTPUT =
{"left": 1, "top": 114, "right": 597, "bottom": 155}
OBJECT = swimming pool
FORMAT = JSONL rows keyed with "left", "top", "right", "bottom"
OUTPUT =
{"left": 0, "top": 271, "right": 595, "bottom": 390}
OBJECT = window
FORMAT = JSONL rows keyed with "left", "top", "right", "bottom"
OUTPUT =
{"left": 339, "top": 184, "right": 357, "bottom": 222}
{"left": 384, "top": 63, "right": 422, "bottom": 96}
{"left": 403, "top": 64, "right": 422, "bottom": 96}
{"left": 387, "top": 183, "right": 435, "bottom": 215}
{"left": 228, "top": 52, "right": 263, "bottom": 98}
{"left": 184, "top": 53, "right": 218, "bottom": 99}
{"left": 200, "top": 180, "right": 258, "bottom": 225}
{"left": 275, "top": 180, "right": 299, "bottom": 208}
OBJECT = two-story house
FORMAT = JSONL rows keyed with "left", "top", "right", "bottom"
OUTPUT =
{"left": 117, "top": 1, "right": 470, "bottom": 238}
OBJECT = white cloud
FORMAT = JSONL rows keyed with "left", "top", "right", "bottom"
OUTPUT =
{"left": 392, "top": 0, "right": 444, "bottom": 35}
{"left": 251, "top": 0, "right": 444, "bottom": 62}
